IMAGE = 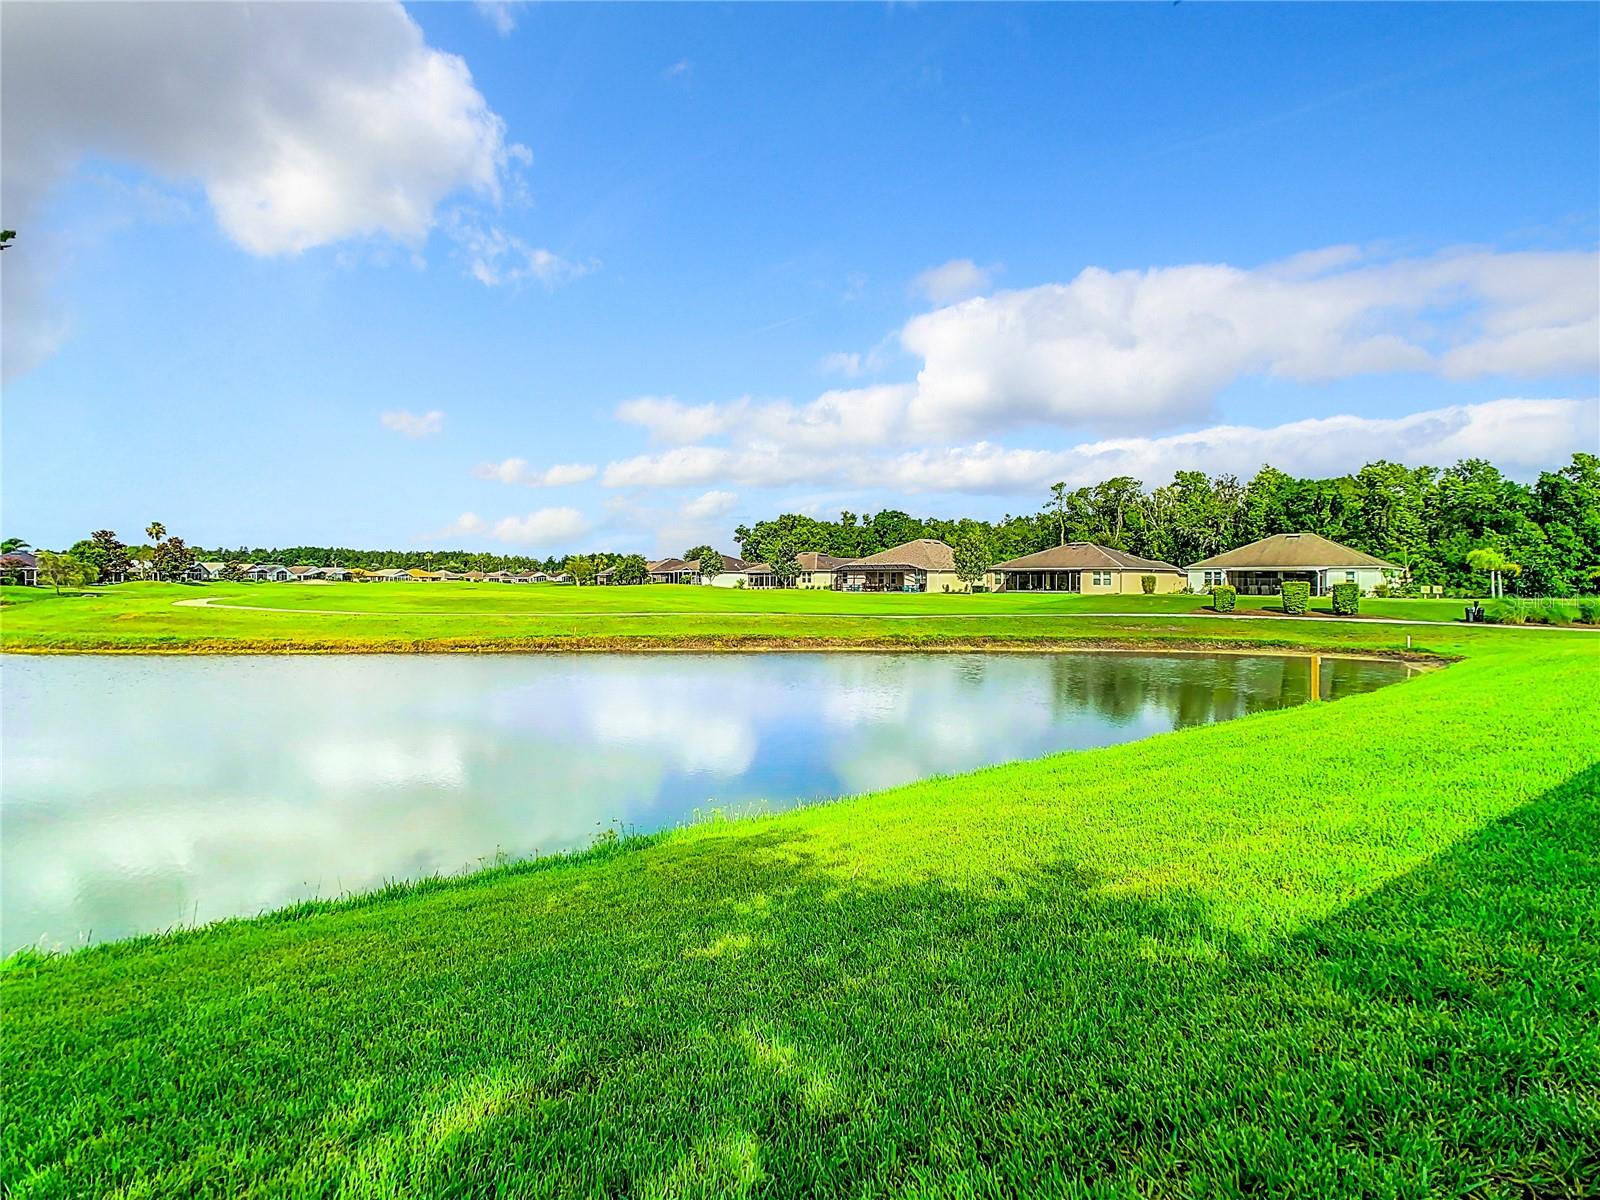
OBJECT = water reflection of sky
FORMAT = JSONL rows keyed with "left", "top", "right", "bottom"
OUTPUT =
{"left": 0, "top": 652, "right": 1406, "bottom": 953}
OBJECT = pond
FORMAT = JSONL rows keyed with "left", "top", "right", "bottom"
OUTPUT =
{"left": 0, "top": 651, "right": 1410, "bottom": 954}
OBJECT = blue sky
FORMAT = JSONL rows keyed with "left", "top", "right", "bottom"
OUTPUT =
{"left": 3, "top": 1, "right": 1596, "bottom": 555}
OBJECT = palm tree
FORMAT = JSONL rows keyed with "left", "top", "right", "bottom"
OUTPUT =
{"left": 0, "top": 537, "right": 29, "bottom": 554}
{"left": 145, "top": 521, "right": 166, "bottom": 544}
{"left": 1466, "top": 547, "right": 1520, "bottom": 599}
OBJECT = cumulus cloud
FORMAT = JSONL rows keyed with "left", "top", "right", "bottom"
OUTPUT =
{"left": 420, "top": 507, "right": 591, "bottom": 546}
{"left": 597, "top": 397, "right": 1597, "bottom": 495}
{"left": 613, "top": 247, "right": 1598, "bottom": 454}
{"left": 474, "top": 1, "right": 520, "bottom": 36}
{"left": 491, "top": 507, "right": 592, "bottom": 545}
{"left": 912, "top": 258, "right": 997, "bottom": 304}
{"left": 681, "top": 490, "right": 738, "bottom": 521}
{"left": 381, "top": 409, "right": 445, "bottom": 438}
{"left": 446, "top": 216, "right": 596, "bottom": 289}
{"left": 820, "top": 351, "right": 864, "bottom": 378}
{"left": 2, "top": 1, "right": 531, "bottom": 374}
{"left": 472, "top": 458, "right": 597, "bottom": 486}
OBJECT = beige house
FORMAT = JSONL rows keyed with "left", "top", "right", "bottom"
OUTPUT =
{"left": 1186, "top": 532, "right": 1402, "bottom": 596}
{"left": 795, "top": 552, "right": 853, "bottom": 589}
{"left": 989, "top": 544, "right": 1186, "bottom": 594}
{"left": 834, "top": 539, "right": 966, "bottom": 593}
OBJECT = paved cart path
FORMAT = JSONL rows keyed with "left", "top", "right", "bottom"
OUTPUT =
{"left": 170, "top": 595, "right": 1593, "bottom": 630}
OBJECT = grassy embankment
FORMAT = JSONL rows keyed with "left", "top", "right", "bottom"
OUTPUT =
{"left": 3, "top": 590, "right": 1597, "bottom": 1196}
{"left": 0, "top": 580, "right": 1557, "bottom": 656}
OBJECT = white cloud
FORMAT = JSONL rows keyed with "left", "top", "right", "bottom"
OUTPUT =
{"left": 608, "top": 247, "right": 1598, "bottom": 452}
{"left": 381, "top": 409, "right": 445, "bottom": 438}
{"left": 912, "top": 258, "right": 998, "bottom": 304}
{"left": 616, "top": 396, "right": 742, "bottom": 444}
{"left": 446, "top": 217, "right": 596, "bottom": 289}
{"left": 474, "top": 1, "right": 520, "bottom": 36}
{"left": 425, "top": 512, "right": 488, "bottom": 540}
{"left": 900, "top": 247, "right": 1598, "bottom": 438}
{"left": 472, "top": 458, "right": 598, "bottom": 486}
{"left": 820, "top": 352, "right": 864, "bottom": 377}
{"left": 491, "top": 507, "right": 591, "bottom": 545}
{"left": 663, "top": 59, "right": 693, "bottom": 81}
{"left": 597, "top": 397, "right": 1597, "bottom": 495}
{"left": 2, "top": 1, "right": 528, "bottom": 375}
{"left": 681, "top": 490, "right": 738, "bottom": 521}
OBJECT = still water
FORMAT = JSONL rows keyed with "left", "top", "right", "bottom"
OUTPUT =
{"left": 1, "top": 652, "right": 1408, "bottom": 953}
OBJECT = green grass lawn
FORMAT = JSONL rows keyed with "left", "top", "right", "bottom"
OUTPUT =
{"left": 0, "top": 580, "right": 1558, "bottom": 656}
{"left": 3, "top": 606, "right": 1597, "bottom": 1196}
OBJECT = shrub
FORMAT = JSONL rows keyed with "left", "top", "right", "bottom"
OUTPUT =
{"left": 1576, "top": 598, "right": 1600, "bottom": 625}
{"left": 1211, "top": 585, "right": 1236, "bottom": 613}
{"left": 1281, "top": 581, "right": 1311, "bottom": 614}
{"left": 1529, "top": 598, "right": 1571, "bottom": 626}
{"left": 1330, "top": 582, "right": 1359, "bottom": 615}
{"left": 1140, "top": 575, "right": 1157, "bottom": 595}
{"left": 1484, "top": 597, "right": 1529, "bottom": 625}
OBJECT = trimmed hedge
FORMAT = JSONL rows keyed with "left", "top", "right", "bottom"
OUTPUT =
{"left": 1140, "top": 575, "right": 1157, "bottom": 595}
{"left": 1211, "top": 585, "right": 1236, "bottom": 613}
{"left": 1330, "top": 582, "right": 1359, "bottom": 615}
{"left": 1281, "top": 581, "right": 1311, "bottom": 614}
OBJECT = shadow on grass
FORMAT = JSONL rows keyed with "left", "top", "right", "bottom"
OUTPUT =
{"left": 4, "top": 768, "right": 1597, "bottom": 1198}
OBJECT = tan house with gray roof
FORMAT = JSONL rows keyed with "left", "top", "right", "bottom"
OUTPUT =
{"left": 834, "top": 539, "right": 964, "bottom": 593}
{"left": 989, "top": 544, "right": 1186, "bottom": 594}
{"left": 1186, "top": 532, "right": 1402, "bottom": 596}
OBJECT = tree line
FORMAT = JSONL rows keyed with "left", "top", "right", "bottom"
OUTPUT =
{"left": 734, "top": 454, "right": 1600, "bottom": 596}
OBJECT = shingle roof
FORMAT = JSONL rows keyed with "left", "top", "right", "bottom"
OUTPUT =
{"left": 841, "top": 539, "right": 956, "bottom": 572}
{"left": 991, "top": 543, "right": 1183, "bottom": 573}
{"left": 796, "top": 552, "right": 852, "bottom": 570}
{"left": 685, "top": 553, "right": 749, "bottom": 573}
{"left": 1187, "top": 533, "right": 1400, "bottom": 571}
{"left": 649, "top": 558, "right": 691, "bottom": 573}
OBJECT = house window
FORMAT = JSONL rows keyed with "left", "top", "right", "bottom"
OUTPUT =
{"left": 1204, "top": 570, "right": 1226, "bottom": 587}
{"left": 1345, "top": 570, "right": 1357, "bottom": 582}
{"left": 1092, "top": 571, "right": 1112, "bottom": 587}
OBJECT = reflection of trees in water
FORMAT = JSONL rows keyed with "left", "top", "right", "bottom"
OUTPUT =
{"left": 1045, "top": 654, "right": 1396, "bottom": 730}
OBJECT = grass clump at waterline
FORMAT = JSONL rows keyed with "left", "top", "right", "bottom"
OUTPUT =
{"left": 4, "top": 635, "right": 1598, "bottom": 1197}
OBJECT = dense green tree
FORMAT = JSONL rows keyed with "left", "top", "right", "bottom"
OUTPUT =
{"left": 768, "top": 542, "right": 802, "bottom": 588}
{"left": 611, "top": 555, "right": 650, "bottom": 586}
{"left": 683, "top": 545, "right": 721, "bottom": 581}
{"left": 36, "top": 551, "right": 98, "bottom": 593}
{"left": 953, "top": 531, "right": 991, "bottom": 589}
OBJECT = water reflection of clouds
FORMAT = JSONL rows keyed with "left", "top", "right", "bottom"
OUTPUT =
{"left": 1, "top": 653, "right": 1407, "bottom": 953}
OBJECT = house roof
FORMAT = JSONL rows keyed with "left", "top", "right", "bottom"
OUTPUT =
{"left": 684, "top": 553, "right": 749, "bottom": 573}
{"left": 840, "top": 538, "right": 956, "bottom": 572}
{"left": 1, "top": 551, "right": 37, "bottom": 567}
{"left": 1187, "top": 533, "right": 1400, "bottom": 571}
{"left": 198, "top": 561, "right": 225, "bottom": 572}
{"left": 649, "top": 558, "right": 691, "bottom": 574}
{"left": 288, "top": 565, "right": 316, "bottom": 575}
{"left": 374, "top": 568, "right": 408, "bottom": 577}
{"left": 796, "top": 552, "right": 852, "bottom": 570}
{"left": 991, "top": 543, "right": 1184, "bottom": 573}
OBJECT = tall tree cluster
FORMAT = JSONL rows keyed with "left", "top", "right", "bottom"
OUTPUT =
{"left": 735, "top": 454, "right": 1600, "bottom": 596}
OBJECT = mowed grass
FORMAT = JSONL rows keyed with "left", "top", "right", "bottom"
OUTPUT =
{"left": 0, "top": 581, "right": 1524, "bottom": 656}
{"left": 3, "top": 631, "right": 1598, "bottom": 1197}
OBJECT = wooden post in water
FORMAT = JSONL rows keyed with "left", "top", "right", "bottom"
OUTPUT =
{"left": 1309, "top": 653, "right": 1322, "bottom": 701}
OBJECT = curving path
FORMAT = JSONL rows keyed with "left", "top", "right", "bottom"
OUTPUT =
{"left": 169, "top": 595, "right": 1590, "bottom": 630}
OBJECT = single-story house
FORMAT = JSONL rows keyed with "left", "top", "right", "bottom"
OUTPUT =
{"left": 189, "top": 561, "right": 227, "bottom": 581}
{"left": 550, "top": 572, "right": 573, "bottom": 584}
{"left": 406, "top": 569, "right": 439, "bottom": 581}
{"left": 834, "top": 539, "right": 964, "bottom": 593}
{"left": 239, "top": 563, "right": 293, "bottom": 582}
{"left": 795, "top": 552, "right": 853, "bottom": 589}
{"left": 483, "top": 570, "right": 513, "bottom": 582}
{"left": 310, "top": 566, "right": 351, "bottom": 581}
{"left": 697, "top": 553, "right": 752, "bottom": 588}
{"left": 464, "top": 571, "right": 487, "bottom": 582}
{"left": 1186, "top": 532, "right": 1402, "bottom": 596}
{"left": 1, "top": 550, "right": 38, "bottom": 586}
{"left": 988, "top": 544, "right": 1186, "bottom": 594}
{"left": 648, "top": 557, "right": 698, "bottom": 584}
{"left": 595, "top": 567, "right": 615, "bottom": 584}
{"left": 373, "top": 568, "right": 412, "bottom": 582}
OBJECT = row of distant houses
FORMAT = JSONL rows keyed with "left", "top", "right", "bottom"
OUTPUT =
{"left": 595, "top": 532, "right": 1402, "bottom": 596}
{"left": 2, "top": 532, "right": 1401, "bottom": 596}
{"left": 180, "top": 563, "right": 575, "bottom": 584}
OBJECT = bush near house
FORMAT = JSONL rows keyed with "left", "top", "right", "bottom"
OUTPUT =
{"left": 1577, "top": 598, "right": 1600, "bottom": 625}
{"left": 1330, "top": 583, "right": 1359, "bottom": 615}
{"left": 1210, "top": 585, "right": 1236, "bottom": 613}
{"left": 1140, "top": 575, "right": 1157, "bottom": 594}
{"left": 1281, "top": 581, "right": 1311, "bottom": 614}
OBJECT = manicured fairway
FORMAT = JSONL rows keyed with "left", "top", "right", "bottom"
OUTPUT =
{"left": 0, "top": 581, "right": 1554, "bottom": 656}
{"left": 3, "top": 611, "right": 1597, "bottom": 1196}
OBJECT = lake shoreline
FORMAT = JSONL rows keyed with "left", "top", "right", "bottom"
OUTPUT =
{"left": 0, "top": 635, "right": 1448, "bottom": 663}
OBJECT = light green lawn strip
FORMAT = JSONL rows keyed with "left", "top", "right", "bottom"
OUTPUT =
{"left": 3, "top": 630, "right": 1597, "bottom": 1196}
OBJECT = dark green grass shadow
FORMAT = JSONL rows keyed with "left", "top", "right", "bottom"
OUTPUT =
{"left": 4, "top": 769, "right": 1598, "bottom": 1198}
